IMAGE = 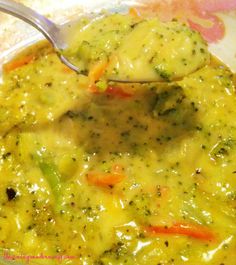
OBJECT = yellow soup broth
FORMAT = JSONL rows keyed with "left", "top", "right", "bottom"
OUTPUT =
{"left": 0, "top": 13, "right": 236, "bottom": 265}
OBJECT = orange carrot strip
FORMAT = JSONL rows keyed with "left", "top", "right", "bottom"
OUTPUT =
{"left": 87, "top": 172, "right": 125, "bottom": 187}
{"left": 145, "top": 222, "right": 215, "bottom": 241}
{"left": 91, "top": 85, "right": 133, "bottom": 98}
{"left": 105, "top": 86, "right": 133, "bottom": 98}
{"left": 4, "top": 55, "right": 35, "bottom": 72}
{"left": 62, "top": 65, "right": 74, "bottom": 74}
{"left": 129, "top": 7, "right": 140, "bottom": 18}
{"left": 89, "top": 61, "right": 108, "bottom": 83}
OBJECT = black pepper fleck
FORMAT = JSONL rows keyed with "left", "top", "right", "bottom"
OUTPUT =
{"left": 6, "top": 187, "right": 17, "bottom": 201}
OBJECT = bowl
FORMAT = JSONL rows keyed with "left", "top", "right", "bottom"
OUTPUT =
{"left": 0, "top": 1, "right": 235, "bottom": 265}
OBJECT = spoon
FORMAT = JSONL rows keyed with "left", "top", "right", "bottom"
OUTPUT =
{"left": 0, "top": 0, "right": 158, "bottom": 84}
{"left": 0, "top": 0, "right": 208, "bottom": 84}
{"left": 0, "top": 0, "right": 88, "bottom": 75}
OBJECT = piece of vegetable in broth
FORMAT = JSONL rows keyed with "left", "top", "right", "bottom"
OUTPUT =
{"left": 145, "top": 222, "right": 215, "bottom": 241}
{"left": 3, "top": 54, "right": 35, "bottom": 72}
{"left": 39, "top": 162, "right": 61, "bottom": 194}
{"left": 86, "top": 171, "right": 126, "bottom": 187}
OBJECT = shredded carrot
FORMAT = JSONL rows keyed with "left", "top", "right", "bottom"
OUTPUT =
{"left": 89, "top": 61, "right": 108, "bottom": 83}
{"left": 4, "top": 55, "right": 35, "bottom": 73}
{"left": 145, "top": 222, "right": 215, "bottom": 241}
{"left": 105, "top": 86, "right": 133, "bottom": 98}
{"left": 90, "top": 85, "right": 133, "bottom": 98}
{"left": 86, "top": 172, "right": 126, "bottom": 187}
{"left": 89, "top": 84, "right": 100, "bottom": 93}
{"left": 62, "top": 65, "right": 74, "bottom": 74}
{"left": 129, "top": 7, "right": 140, "bottom": 18}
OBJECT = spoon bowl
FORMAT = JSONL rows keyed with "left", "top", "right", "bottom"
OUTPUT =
{"left": 0, "top": 0, "right": 85, "bottom": 74}
{"left": 0, "top": 0, "right": 210, "bottom": 84}
{"left": 0, "top": 0, "right": 158, "bottom": 83}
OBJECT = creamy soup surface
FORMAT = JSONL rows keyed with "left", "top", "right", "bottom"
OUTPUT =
{"left": 0, "top": 12, "right": 236, "bottom": 265}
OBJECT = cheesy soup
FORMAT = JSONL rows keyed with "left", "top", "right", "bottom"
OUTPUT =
{"left": 0, "top": 12, "right": 235, "bottom": 265}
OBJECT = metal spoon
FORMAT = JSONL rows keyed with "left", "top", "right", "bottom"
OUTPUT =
{"left": 0, "top": 0, "right": 86, "bottom": 74}
{"left": 0, "top": 0, "right": 162, "bottom": 84}
{"left": 0, "top": 0, "right": 196, "bottom": 84}
{"left": 0, "top": 0, "right": 154, "bottom": 83}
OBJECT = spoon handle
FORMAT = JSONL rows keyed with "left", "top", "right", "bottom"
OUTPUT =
{"left": 0, "top": 0, "right": 66, "bottom": 50}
